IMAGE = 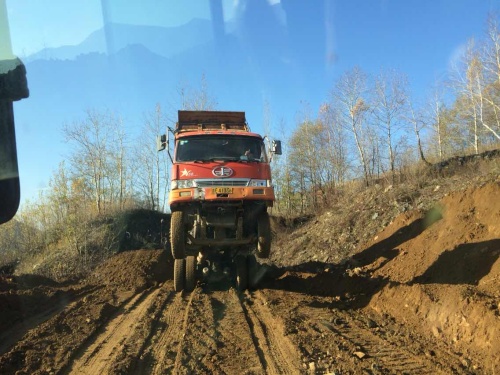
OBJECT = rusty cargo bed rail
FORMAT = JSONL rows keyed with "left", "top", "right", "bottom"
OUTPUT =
{"left": 176, "top": 110, "right": 250, "bottom": 132}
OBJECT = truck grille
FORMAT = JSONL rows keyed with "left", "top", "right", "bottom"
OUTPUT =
{"left": 195, "top": 179, "right": 249, "bottom": 187}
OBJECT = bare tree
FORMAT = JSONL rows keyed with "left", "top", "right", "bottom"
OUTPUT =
{"left": 272, "top": 118, "right": 296, "bottom": 215}
{"left": 331, "top": 67, "right": 371, "bottom": 186}
{"left": 483, "top": 14, "right": 500, "bottom": 83}
{"left": 64, "top": 110, "right": 106, "bottom": 214}
{"left": 114, "top": 120, "right": 127, "bottom": 210}
{"left": 406, "top": 99, "right": 431, "bottom": 165}
{"left": 426, "top": 88, "right": 448, "bottom": 159}
{"left": 450, "top": 39, "right": 500, "bottom": 156}
{"left": 288, "top": 118, "right": 329, "bottom": 210}
{"left": 178, "top": 73, "right": 218, "bottom": 111}
{"left": 318, "top": 103, "right": 349, "bottom": 188}
{"left": 133, "top": 104, "right": 169, "bottom": 211}
{"left": 371, "top": 69, "right": 409, "bottom": 180}
{"left": 63, "top": 109, "right": 127, "bottom": 214}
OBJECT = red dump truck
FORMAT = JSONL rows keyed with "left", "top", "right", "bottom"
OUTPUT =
{"left": 157, "top": 110, "right": 281, "bottom": 292}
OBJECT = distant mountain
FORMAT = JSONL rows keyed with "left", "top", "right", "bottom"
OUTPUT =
{"left": 20, "top": 12, "right": 309, "bottom": 129}
{"left": 19, "top": 4, "right": 319, "bottom": 132}
{"left": 26, "top": 18, "right": 214, "bottom": 62}
{"left": 15, "top": 4, "right": 322, "bottom": 203}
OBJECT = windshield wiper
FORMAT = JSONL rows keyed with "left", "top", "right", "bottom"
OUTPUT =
{"left": 208, "top": 157, "right": 240, "bottom": 162}
{"left": 188, "top": 157, "right": 261, "bottom": 163}
{"left": 176, "top": 159, "right": 208, "bottom": 163}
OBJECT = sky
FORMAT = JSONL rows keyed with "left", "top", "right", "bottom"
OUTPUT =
{"left": 6, "top": 0, "right": 237, "bottom": 56}
{"left": 4, "top": 0, "right": 500, "bottom": 208}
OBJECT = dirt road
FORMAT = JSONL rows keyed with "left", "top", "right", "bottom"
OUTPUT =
{"left": 1, "top": 182, "right": 499, "bottom": 374}
{"left": 0, "top": 272, "right": 474, "bottom": 374}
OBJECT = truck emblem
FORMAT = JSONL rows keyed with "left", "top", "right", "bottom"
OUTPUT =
{"left": 212, "top": 166, "right": 233, "bottom": 177}
{"left": 181, "top": 168, "right": 194, "bottom": 177}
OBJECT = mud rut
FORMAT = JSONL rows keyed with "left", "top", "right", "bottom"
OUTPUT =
{"left": 58, "top": 283, "right": 306, "bottom": 375}
{"left": 0, "top": 278, "right": 473, "bottom": 375}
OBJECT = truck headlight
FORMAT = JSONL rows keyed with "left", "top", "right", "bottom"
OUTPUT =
{"left": 171, "top": 179, "right": 196, "bottom": 190}
{"left": 248, "top": 179, "right": 270, "bottom": 187}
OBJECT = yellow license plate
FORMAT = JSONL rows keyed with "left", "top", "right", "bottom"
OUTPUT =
{"left": 213, "top": 187, "right": 233, "bottom": 194}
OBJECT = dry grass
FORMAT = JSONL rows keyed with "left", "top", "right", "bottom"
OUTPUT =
{"left": 1, "top": 209, "right": 169, "bottom": 282}
{"left": 270, "top": 149, "right": 500, "bottom": 268}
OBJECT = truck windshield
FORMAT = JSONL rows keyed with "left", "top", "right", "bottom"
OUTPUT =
{"left": 175, "top": 136, "right": 267, "bottom": 163}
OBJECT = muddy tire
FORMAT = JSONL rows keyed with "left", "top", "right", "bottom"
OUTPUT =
{"left": 174, "top": 258, "right": 185, "bottom": 292}
{"left": 256, "top": 211, "right": 271, "bottom": 258}
{"left": 185, "top": 256, "right": 196, "bottom": 292}
{"left": 235, "top": 255, "right": 248, "bottom": 291}
{"left": 170, "top": 211, "right": 185, "bottom": 259}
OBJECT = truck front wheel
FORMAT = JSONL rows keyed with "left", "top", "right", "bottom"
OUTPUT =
{"left": 170, "top": 210, "right": 186, "bottom": 259}
{"left": 174, "top": 258, "right": 185, "bottom": 292}
{"left": 256, "top": 212, "right": 271, "bottom": 258}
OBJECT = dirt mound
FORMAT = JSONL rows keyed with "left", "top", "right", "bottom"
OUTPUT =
{"left": 263, "top": 180, "right": 500, "bottom": 373}
{"left": 88, "top": 248, "right": 172, "bottom": 292}
{"left": 351, "top": 182, "right": 500, "bottom": 373}
{"left": 0, "top": 249, "right": 170, "bottom": 374}
{"left": 362, "top": 182, "right": 500, "bottom": 284}
{"left": 0, "top": 248, "right": 171, "bottom": 337}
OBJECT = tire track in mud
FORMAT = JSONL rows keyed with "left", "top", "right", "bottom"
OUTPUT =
{"left": 166, "top": 286, "right": 302, "bottom": 374}
{"left": 170, "top": 288, "right": 238, "bottom": 374}
{"left": 328, "top": 311, "right": 468, "bottom": 374}
{"left": 203, "top": 288, "right": 263, "bottom": 374}
{"left": 241, "top": 290, "right": 303, "bottom": 374}
{"left": 146, "top": 287, "right": 196, "bottom": 374}
{"left": 59, "top": 281, "right": 195, "bottom": 375}
{"left": 258, "top": 289, "right": 467, "bottom": 374}
{"left": 316, "top": 315, "right": 444, "bottom": 374}
{"left": 66, "top": 286, "right": 163, "bottom": 374}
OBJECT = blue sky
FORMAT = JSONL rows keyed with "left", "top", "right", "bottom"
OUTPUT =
{"left": 4, "top": 0, "right": 500, "bottom": 206}
{"left": 7, "top": 0, "right": 236, "bottom": 56}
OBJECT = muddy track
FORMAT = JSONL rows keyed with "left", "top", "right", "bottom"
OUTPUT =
{"left": 65, "top": 287, "right": 163, "bottom": 374}
{"left": 255, "top": 288, "right": 472, "bottom": 374}
{"left": 1, "top": 237, "right": 497, "bottom": 374}
{"left": 240, "top": 290, "right": 302, "bottom": 374}
{"left": 164, "top": 286, "right": 302, "bottom": 374}
{"left": 62, "top": 285, "right": 471, "bottom": 374}
{"left": 56, "top": 281, "right": 192, "bottom": 375}
{"left": 0, "top": 281, "right": 480, "bottom": 375}
{"left": 0, "top": 281, "right": 486, "bottom": 374}
{"left": 54, "top": 283, "right": 303, "bottom": 374}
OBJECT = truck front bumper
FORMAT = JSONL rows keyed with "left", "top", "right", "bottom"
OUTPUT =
{"left": 169, "top": 186, "right": 275, "bottom": 206}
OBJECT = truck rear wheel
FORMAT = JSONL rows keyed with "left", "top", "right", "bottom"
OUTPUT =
{"left": 256, "top": 212, "right": 271, "bottom": 258}
{"left": 185, "top": 256, "right": 196, "bottom": 292}
{"left": 174, "top": 258, "right": 185, "bottom": 292}
{"left": 235, "top": 255, "right": 248, "bottom": 291}
{"left": 171, "top": 211, "right": 186, "bottom": 259}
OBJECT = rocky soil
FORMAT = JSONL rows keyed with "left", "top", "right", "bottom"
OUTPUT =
{"left": 0, "top": 158, "right": 499, "bottom": 374}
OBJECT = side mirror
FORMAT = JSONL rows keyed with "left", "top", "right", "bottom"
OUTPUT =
{"left": 0, "top": 58, "right": 29, "bottom": 224}
{"left": 157, "top": 134, "right": 167, "bottom": 152}
{"left": 271, "top": 140, "right": 282, "bottom": 155}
